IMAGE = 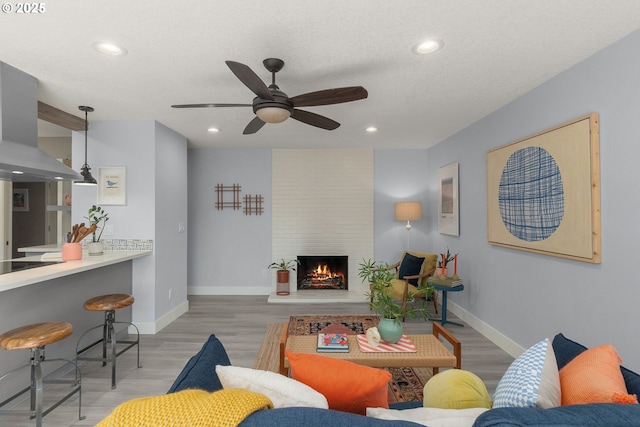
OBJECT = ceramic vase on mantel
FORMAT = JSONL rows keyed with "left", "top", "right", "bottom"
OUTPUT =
{"left": 276, "top": 270, "right": 290, "bottom": 296}
{"left": 377, "top": 318, "right": 403, "bottom": 344}
{"left": 87, "top": 241, "right": 104, "bottom": 256}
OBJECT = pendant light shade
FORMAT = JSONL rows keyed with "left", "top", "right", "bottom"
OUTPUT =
{"left": 74, "top": 105, "right": 97, "bottom": 186}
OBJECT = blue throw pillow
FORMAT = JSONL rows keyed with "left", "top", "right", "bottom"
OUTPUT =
{"left": 398, "top": 253, "right": 425, "bottom": 286}
{"left": 167, "top": 334, "right": 231, "bottom": 393}
{"left": 552, "top": 333, "right": 640, "bottom": 396}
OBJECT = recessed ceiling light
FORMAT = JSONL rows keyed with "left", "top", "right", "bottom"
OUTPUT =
{"left": 366, "top": 126, "right": 378, "bottom": 133}
{"left": 412, "top": 38, "right": 444, "bottom": 55}
{"left": 12, "top": 170, "right": 24, "bottom": 174}
{"left": 54, "top": 176, "right": 64, "bottom": 180}
{"left": 208, "top": 127, "right": 220, "bottom": 133}
{"left": 92, "top": 41, "right": 128, "bottom": 56}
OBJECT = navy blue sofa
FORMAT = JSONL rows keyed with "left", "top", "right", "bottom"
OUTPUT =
{"left": 167, "top": 333, "right": 640, "bottom": 427}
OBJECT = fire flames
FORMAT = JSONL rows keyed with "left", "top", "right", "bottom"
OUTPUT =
{"left": 311, "top": 264, "right": 343, "bottom": 282}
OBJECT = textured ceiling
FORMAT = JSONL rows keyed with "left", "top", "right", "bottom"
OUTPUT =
{"left": 2, "top": 1, "right": 640, "bottom": 149}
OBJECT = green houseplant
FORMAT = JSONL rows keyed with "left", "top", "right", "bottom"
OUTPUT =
{"left": 268, "top": 259, "right": 300, "bottom": 296}
{"left": 85, "top": 205, "right": 109, "bottom": 255}
{"left": 358, "top": 259, "right": 431, "bottom": 343}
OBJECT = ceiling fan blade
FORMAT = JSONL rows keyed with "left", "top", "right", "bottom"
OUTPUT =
{"left": 289, "top": 86, "right": 368, "bottom": 107}
{"left": 243, "top": 116, "right": 266, "bottom": 134}
{"left": 225, "top": 61, "right": 274, "bottom": 101}
{"left": 171, "top": 103, "right": 251, "bottom": 108}
{"left": 291, "top": 109, "right": 340, "bottom": 130}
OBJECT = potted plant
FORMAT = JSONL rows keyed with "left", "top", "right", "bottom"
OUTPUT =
{"left": 268, "top": 259, "right": 300, "bottom": 295}
{"left": 358, "top": 259, "right": 430, "bottom": 343}
{"left": 85, "top": 205, "right": 109, "bottom": 256}
{"left": 436, "top": 249, "right": 455, "bottom": 277}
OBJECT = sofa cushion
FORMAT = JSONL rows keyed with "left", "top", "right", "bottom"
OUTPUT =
{"left": 367, "top": 407, "right": 488, "bottom": 427}
{"left": 240, "top": 407, "right": 424, "bottom": 426}
{"left": 423, "top": 369, "right": 492, "bottom": 409}
{"left": 398, "top": 252, "right": 425, "bottom": 285}
{"left": 493, "top": 338, "right": 560, "bottom": 408}
{"left": 552, "top": 332, "right": 640, "bottom": 396}
{"left": 167, "top": 334, "right": 231, "bottom": 393}
{"left": 559, "top": 344, "right": 637, "bottom": 405}
{"left": 473, "top": 403, "right": 640, "bottom": 427}
{"left": 286, "top": 349, "right": 391, "bottom": 415}
{"left": 216, "top": 365, "right": 328, "bottom": 409}
{"left": 97, "top": 388, "right": 272, "bottom": 427}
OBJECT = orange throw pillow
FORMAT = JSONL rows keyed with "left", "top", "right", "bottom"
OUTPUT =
{"left": 559, "top": 344, "right": 638, "bottom": 405}
{"left": 286, "top": 349, "right": 391, "bottom": 415}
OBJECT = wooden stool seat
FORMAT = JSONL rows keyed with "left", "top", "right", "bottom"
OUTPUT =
{"left": 0, "top": 322, "right": 73, "bottom": 351}
{"left": 84, "top": 294, "right": 134, "bottom": 312}
{"left": 0, "top": 322, "right": 83, "bottom": 426}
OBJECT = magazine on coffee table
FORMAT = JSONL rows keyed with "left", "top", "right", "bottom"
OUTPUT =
{"left": 317, "top": 333, "right": 349, "bottom": 352}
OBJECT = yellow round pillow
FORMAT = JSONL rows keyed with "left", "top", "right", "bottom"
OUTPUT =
{"left": 423, "top": 369, "right": 492, "bottom": 409}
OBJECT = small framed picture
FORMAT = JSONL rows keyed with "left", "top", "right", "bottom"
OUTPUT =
{"left": 98, "top": 167, "right": 127, "bottom": 205}
{"left": 13, "top": 188, "right": 29, "bottom": 211}
{"left": 438, "top": 162, "right": 459, "bottom": 236}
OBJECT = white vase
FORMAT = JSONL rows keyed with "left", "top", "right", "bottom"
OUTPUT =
{"left": 87, "top": 241, "right": 104, "bottom": 256}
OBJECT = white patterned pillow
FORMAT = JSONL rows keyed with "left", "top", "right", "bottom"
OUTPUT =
{"left": 493, "top": 338, "right": 561, "bottom": 408}
{"left": 216, "top": 365, "right": 328, "bottom": 409}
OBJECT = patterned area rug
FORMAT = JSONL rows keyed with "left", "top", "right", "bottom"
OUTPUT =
{"left": 253, "top": 315, "right": 431, "bottom": 403}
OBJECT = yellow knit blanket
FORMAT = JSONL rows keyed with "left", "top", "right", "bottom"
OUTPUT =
{"left": 96, "top": 388, "right": 273, "bottom": 427}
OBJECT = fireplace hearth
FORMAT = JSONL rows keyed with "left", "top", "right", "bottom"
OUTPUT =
{"left": 297, "top": 256, "right": 348, "bottom": 290}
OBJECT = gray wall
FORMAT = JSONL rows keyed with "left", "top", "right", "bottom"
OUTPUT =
{"left": 374, "top": 150, "right": 429, "bottom": 263}
{"left": 187, "top": 149, "right": 272, "bottom": 293}
{"left": 426, "top": 29, "right": 640, "bottom": 370}
{"left": 73, "top": 120, "right": 188, "bottom": 331}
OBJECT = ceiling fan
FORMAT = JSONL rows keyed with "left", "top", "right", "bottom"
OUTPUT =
{"left": 171, "top": 58, "right": 368, "bottom": 134}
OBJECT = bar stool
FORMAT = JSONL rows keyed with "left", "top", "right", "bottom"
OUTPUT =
{"left": 0, "top": 322, "right": 84, "bottom": 427}
{"left": 76, "top": 293, "right": 141, "bottom": 389}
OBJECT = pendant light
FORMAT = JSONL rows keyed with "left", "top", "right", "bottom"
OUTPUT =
{"left": 74, "top": 105, "right": 97, "bottom": 185}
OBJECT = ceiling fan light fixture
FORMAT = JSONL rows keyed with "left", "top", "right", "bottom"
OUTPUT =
{"left": 255, "top": 106, "right": 291, "bottom": 124}
{"left": 413, "top": 38, "right": 444, "bottom": 55}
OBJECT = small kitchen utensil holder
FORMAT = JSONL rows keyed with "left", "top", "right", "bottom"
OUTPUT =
{"left": 62, "top": 243, "right": 82, "bottom": 261}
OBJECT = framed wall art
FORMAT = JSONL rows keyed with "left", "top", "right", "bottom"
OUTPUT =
{"left": 438, "top": 162, "right": 459, "bottom": 236}
{"left": 486, "top": 113, "right": 600, "bottom": 263}
{"left": 12, "top": 188, "right": 29, "bottom": 211}
{"left": 98, "top": 167, "right": 127, "bottom": 205}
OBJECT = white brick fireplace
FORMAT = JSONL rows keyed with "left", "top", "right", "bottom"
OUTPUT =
{"left": 270, "top": 149, "right": 373, "bottom": 302}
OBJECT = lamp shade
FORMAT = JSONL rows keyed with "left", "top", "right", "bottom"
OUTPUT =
{"left": 395, "top": 202, "right": 422, "bottom": 221}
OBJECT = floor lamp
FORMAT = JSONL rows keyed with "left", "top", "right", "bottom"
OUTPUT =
{"left": 395, "top": 201, "right": 422, "bottom": 250}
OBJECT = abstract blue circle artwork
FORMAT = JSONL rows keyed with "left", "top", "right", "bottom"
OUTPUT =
{"left": 498, "top": 146, "right": 564, "bottom": 241}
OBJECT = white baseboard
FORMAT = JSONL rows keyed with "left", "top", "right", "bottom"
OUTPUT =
{"left": 188, "top": 286, "right": 271, "bottom": 296}
{"left": 132, "top": 300, "right": 189, "bottom": 335}
{"left": 446, "top": 298, "right": 525, "bottom": 359}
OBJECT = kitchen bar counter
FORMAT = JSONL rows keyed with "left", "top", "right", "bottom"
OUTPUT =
{"left": 0, "top": 250, "right": 152, "bottom": 293}
{"left": 0, "top": 249, "right": 152, "bottom": 404}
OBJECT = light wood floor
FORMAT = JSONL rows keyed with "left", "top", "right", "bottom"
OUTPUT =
{"left": 1, "top": 295, "right": 514, "bottom": 426}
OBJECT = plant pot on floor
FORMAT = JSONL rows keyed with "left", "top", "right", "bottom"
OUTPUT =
{"left": 276, "top": 270, "right": 290, "bottom": 296}
{"left": 87, "top": 241, "right": 104, "bottom": 256}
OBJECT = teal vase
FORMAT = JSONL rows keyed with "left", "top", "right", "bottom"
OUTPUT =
{"left": 377, "top": 318, "right": 403, "bottom": 344}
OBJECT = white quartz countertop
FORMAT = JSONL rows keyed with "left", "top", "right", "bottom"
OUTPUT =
{"left": 0, "top": 250, "right": 152, "bottom": 293}
{"left": 17, "top": 244, "right": 63, "bottom": 253}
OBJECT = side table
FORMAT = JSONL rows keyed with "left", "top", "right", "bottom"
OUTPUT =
{"left": 427, "top": 277, "right": 464, "bottom": 327}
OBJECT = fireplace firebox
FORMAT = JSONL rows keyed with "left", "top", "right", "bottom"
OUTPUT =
{"left": 297, "top": 256, "right": 348, "bottom": 290}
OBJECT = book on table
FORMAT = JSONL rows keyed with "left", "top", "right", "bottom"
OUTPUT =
{"left": 317, "top": 333, "right": 349, "bottom": 352}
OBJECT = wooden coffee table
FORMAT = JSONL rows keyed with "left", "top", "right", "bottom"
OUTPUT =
{"left": 279, "top": 322, "right": 461, "bottom": 376}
